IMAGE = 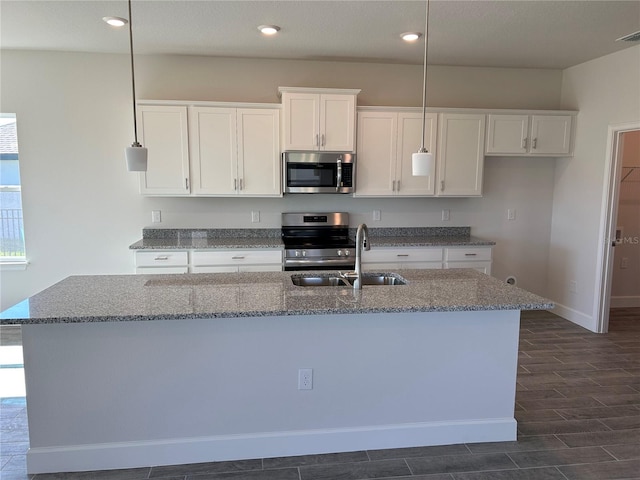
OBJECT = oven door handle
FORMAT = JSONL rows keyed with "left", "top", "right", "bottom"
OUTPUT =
{"left": 284, "top": 258, "right": 355, "bottom": 267}
{"left": 336, "top": 158, "right": 342, "bottom": 191}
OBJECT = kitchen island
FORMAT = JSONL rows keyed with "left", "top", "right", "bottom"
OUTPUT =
{"left": 1, "top": 269, "right": 552, "bottom": 474}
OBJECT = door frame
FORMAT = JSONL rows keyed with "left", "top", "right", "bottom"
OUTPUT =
{"left": 595, "top": 121, "right": 640, "bottom": 333}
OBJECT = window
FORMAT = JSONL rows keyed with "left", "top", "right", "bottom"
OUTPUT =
{"left": 0, "top": 114, "right": 26, "bottom": 264}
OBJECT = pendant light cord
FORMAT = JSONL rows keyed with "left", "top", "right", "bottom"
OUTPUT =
{"left": 419, "top": 0, "right": 430, "bottom": 152}
{"left": 128, "top": 0, "right": 140, "bottom": 146}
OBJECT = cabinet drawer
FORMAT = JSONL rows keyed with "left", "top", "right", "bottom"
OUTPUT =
{"left": 444, "top": 261, "right": 492, "bottom": 275}
{"left": 192, "top": 249, "right": 283, "bottom": 266}
{"left": 135, "top": 251, "right": 189, "bottom": 267}
{"left": 136, "top": 266, "right": 189, "bottom": 274}
{"left": 444, "top": 247, "right": 492, "bottom": 262}
{"left": 363, "top": 247, "right": 443, "bottom": 263}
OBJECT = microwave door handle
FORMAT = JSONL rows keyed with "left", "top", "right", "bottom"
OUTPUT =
{"left": 336, "top": 158, "right": 342, "bottom": 191}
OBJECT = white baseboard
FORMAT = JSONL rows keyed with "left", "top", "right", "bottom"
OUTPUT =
{"left": 27, "top": 419, "right": 516, "bottom": 474}
{"left": 610, "top": 296, "right": 640, "bottom": 308}
{"left": 549, "top": 303, "right": 595, "bottom": 331}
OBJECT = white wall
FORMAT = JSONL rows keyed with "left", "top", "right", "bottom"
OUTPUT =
{"left": 0, "top": 50, "right": 563, "bottom": 309}
{"left": 550, "top": 45, "right": 640, "bottom": 330}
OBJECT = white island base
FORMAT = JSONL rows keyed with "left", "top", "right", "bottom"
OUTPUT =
{"left": 23, "top": 309, "right": 520, "bottom": 474}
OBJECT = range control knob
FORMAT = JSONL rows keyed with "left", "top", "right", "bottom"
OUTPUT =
{"left": 294, "top": 250, "right": 302, "bottom": 257}
{"left": 343, "top": 249, "right": 351, "bottom": 256}
{"left": 337, "top": 250, "right": 344, "bottom": 256}
{"left": 302, "top": 250, "right": 307, "bottom": 257}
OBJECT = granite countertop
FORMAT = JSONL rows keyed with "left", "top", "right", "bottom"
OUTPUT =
{"left": 129, "top": 227, "right": 496, "bottom": 250}
{"left": 1, "top": 269, "right": 552, "bottom": 325}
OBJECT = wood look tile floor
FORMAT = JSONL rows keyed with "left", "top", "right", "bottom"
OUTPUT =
{"left": 1, "top": 309, "right": 639, "bottom": 480}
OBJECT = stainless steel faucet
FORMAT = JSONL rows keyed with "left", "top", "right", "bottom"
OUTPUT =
{"left": 353, "top": 223, "right": 370, "bottom": 289}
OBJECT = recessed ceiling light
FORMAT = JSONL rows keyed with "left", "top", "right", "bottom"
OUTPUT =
{"left": 401, "top": 32, "right": 422, "bottom": 42}
{"left": 103, "top": 16, "right": 128, "bottom": 27}
{"left": 258, "top": 25, "right": 281, "bottom": 36}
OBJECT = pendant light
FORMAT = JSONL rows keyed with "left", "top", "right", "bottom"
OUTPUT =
{"left": 125, "top": 0, "right": 147, "bottom": 172}
{"left": 412, "top": 0, "right": 433, "bottom": 176}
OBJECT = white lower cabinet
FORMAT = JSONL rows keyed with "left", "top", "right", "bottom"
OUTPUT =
{"left": 135, "top": 249, "right": 283, "bottom": 274}
{"left": 362, "top": 247, "right": 443, "bottom": 270}
{"left": 443, "top": 247, "right": 492, "bottom": 275}
{"left": 363, "top": 246, "right": 492, "bottom": 273}
{"left": 190, "top": 249, "right": 283, "bottom": 273}
{"left": 134, "top": 251, "right": 189, "bottom": 274}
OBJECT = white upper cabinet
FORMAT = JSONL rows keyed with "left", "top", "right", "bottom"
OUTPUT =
{"left": 138, "top": 103, "right": 280, "bottom": 197}
{"left": 486, "top": 114, "right": 573, "bottom": 156}
{"left": 190, "top": 107, "right": 237, "bottom": 195}
{"left": 437, "top": 113, "right": 486, "bottom": 197}
{"left": 236, "top": 108, "right": 281, "bottom": 196}
{"left": 280, "top": 87, "right": 359, "bottom": 152}
{"left": 190, "top": 106, "right": 281, "bottom": 197}
{"left": 138, "top": 105, "right": 190, "bottom": 195}
{"left": 355, "top": 110, "right": 436, "bottom": 197}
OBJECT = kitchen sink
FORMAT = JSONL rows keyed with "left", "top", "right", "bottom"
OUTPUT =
{"left": 290, "top": 273, "right": 407, "bottom": 287}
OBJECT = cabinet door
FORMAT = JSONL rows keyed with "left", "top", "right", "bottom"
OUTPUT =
{"left": 237, "top": 109, "right": 281, "bottom": 196}
{"left": 396, "top": 112, "right": 437, "bottom": 196}
{"left": 138, "top": 106, "right": 190, "bottom": 195}
{"left": 530, "top": 115, "right": 572, "bottom": 155}
{"left": 320, "top": 94, "right": 356, "bottom": 152}
{"left": 281, "top": 92, "right": 319, "bottom": 150}
{"left": 189, "top": 107, "right": 237, "bottom": 195}
{"left": 437, "top": 113, "right": 486, "bottom": 197}
{"left": 354, "top": 111, "right": 397, "bottom": 196}
{"left": 485, "top": 114, "right": 529, "bottom": 155}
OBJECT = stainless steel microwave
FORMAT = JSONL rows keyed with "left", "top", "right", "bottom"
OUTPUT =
{"left": 283, "top": 152, "right": 355, "bottom": 194}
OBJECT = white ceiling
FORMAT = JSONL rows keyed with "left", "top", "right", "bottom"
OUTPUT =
{"left": 1, "top": 0, "right": 639, "bottom": 69}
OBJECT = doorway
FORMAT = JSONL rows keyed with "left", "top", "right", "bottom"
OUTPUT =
{"left": 596, "top": 123, "right": 640, "bottom": 333}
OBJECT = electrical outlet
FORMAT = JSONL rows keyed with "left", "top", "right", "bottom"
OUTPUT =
{"left": 251, "top": 211, "right": 260, "bottom": 223}
{"left": 298, "top": 368, "right": 313, "bottom": 390}
{"left": 442, "top": 209, "right": 450, "bottom": 221}
{"left": 569, "top": 280, "right": 577, "bottom": 293}
{"left": 151, "top": 210, "right": 161, "bottom": 223}
{"left": 507, "top": 209, "right": 516, "bottom": 221}
{"left": 372, "top": 210, "right": 381, "bottom": 221}
{"left": 621, "top": 257, "right": 629, "bottom": 269}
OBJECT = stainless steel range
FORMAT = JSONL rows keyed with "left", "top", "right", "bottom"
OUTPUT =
{"left": 281, "top": 212, "right": 356, "bottom": 271}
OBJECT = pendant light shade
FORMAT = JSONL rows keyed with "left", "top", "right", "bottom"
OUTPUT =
{"left": 126, "top": 143, "right": 148, "bottom": 171}
{"left": 125, "top": 0, "right": 147, "bottom": 172}
{"left": 413, "top": 0, "right": 432, "bottom": 177}
{"left": 412, "top": 150, "right": 434, "bottom": 176}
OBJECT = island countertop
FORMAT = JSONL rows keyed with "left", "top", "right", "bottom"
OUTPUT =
{"left": 1, "top": 269, "right": 552, "bottom": 325}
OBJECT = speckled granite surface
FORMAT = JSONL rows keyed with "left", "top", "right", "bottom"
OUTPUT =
{"left": 130, "top": 227, "right": 494, "bottom": 249}
{"left": 1, "top": 269, "right": 552, "bottom": 324}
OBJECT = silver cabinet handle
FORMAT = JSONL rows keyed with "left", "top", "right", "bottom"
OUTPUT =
{"left": 316, "top": 134, "right": 319, "bottom": 147}
{"left": 440, "top": 180, "right": 445, "bottom": 192}
{"left": 465, "top": 253, "right": 477, "bottom": 256}
{"left": 234, "top": 178, "right": 237, "bottom": 190}
{"left": 321, "top": 134, "right": 325, "bottom": 146}
{"left": 185, "top": 178, "right": 189, "bottom": 190}
{"left": 239, "top": 178, "right": 243, "bottom": 191}
{"left": 154, "top": 255, "right": 169, "bottom": 261}
{"left": 231, "top": 256, "right": 245, "bottom": 260}
{"left": 532, "top": 138, "right": 538, "bottom": 149}
{"left": 397, "top": 180, "right": 401, "bottom": 191}
{"left": 392, "top": 180, "right": 396, "bottom": 191}
{"left": 522, "top": 138, "right": 527, "bottom": 149}
{"left": 396, "top": 254, "right": 409, "bottom": 257}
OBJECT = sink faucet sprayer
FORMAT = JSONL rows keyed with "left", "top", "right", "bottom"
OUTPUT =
{"left": 353, "top": 223, "right": 370, "bottom": 290}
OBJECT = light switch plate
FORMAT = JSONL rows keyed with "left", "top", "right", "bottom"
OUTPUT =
{"left": 373, "top": 210, "right": 381, "bottom": 221}
{"left": 251, "top": 211, "right": 260, "bottom": 223}
{"left": 442, "top": 209, "right": 450, "bottom": 221}
{"left": 151, "top": 210, "right": 161, "bottom": 223}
